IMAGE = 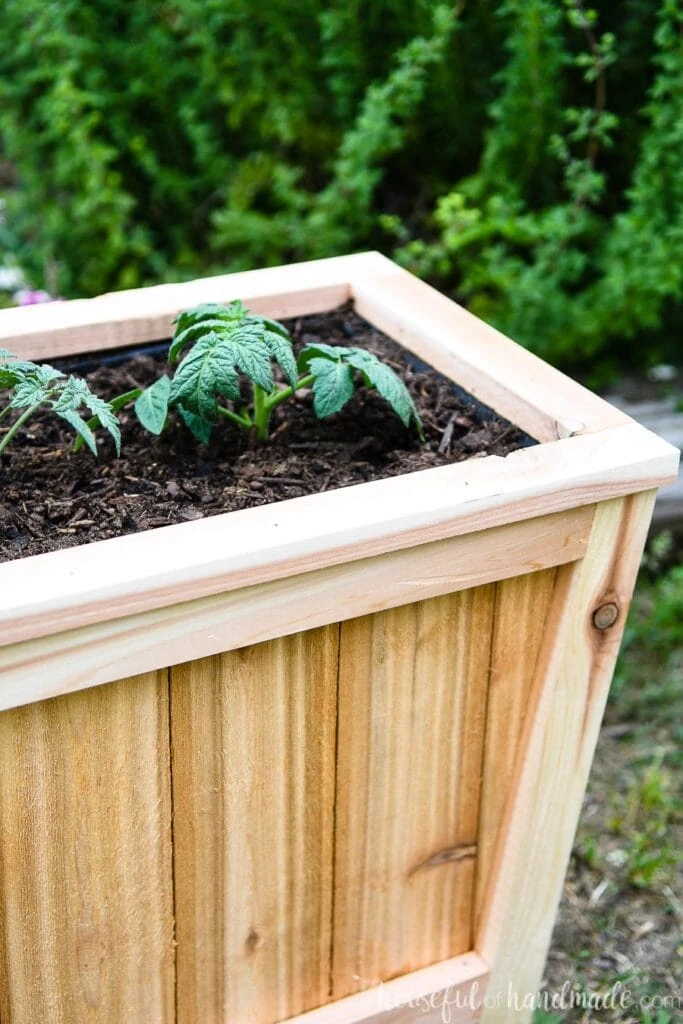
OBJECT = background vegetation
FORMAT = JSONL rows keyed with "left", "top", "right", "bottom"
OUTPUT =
{"left": 0, "top": 0, "right": 682, "bottom": 376}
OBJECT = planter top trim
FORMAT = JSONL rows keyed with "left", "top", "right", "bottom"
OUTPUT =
{"left": 0, "top": 253, "right": 678, "bottom": 650}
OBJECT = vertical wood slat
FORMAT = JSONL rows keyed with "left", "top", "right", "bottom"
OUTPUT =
{"left": 0, "top": 671, "right": 174, "bottom": 1024}
{"left": 474, "top": 568, "right": 558, "bottom": 928}
{"left": 171, "top": 625, "right": 339, "bottom": 1024}
{"left": 331, "top": 589, "right": 495, "bottom": 1000}
{"left": 478, "top": 493, "right": 658, "bottom": 1023}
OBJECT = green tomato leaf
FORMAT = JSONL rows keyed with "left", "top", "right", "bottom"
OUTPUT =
{"left": 34, "top": 364, "right": 64, "bottom": 386}
{"left": 0, "top": 357, "right": 54, "bottom": 389}
{"left": 169, "top": 332, "right": 241, "bottom": 419}
{"left": 261, "top": 317, "right": 290, "bottom": 340}
{"left": 83, "top": 394, "right": 121, "bottom": 455}
{"left": 170, "top": 317, "right": 273, "bottom": 392}
{"left": 53, "top": 376, "right": 122, "bottom": 454}
{"left": 308, "top": 357, "right": 355, "bottom": 418}
{"left": 173, "top": 300, "right": 246, "bottom": 335}
{"left": 177, "top": 405, "right": 213, "bottom": 444}
{"left": 345, "top": 348, "right": 422, "bottom": 434}
{"left": 169, "top": 317, "right": 244, "bottom": 363}
{"left": 263, "top": 328, "right": 297, "bottom": 387}
{"left": 297, "top": 342, "right": 354, "bottom": 374}
{"left": 222, "top": 321, "right": 273, "bottom": 392}
{"left": 9, "top": 378, "right": 47, "bottom": 408}
{"left": 135, "top": 375, "right": 171, "bottom": 435}
{"left": 56, "top": 407, "right": 98, "bottom": 457}
{"left": 73, "top": 388, "right": 139, "bottom": 454}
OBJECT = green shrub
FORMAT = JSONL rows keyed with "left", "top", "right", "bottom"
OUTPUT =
{"left": 393, "top": 0, "right": 683, "bottom": 372}
{"left": 0, "top": 1, "right": 466, "bottom": 294}
{"left": 0, "top": 1, "right": 681, "bottom": 374}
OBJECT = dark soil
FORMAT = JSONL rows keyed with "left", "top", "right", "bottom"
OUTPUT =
{"left": 0, "top": 303, "right": 534, "bottom": 562}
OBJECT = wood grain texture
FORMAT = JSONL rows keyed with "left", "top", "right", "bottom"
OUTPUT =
{"left": 0, "top": 672, "right": 174, "bottom": 1023}
{"left": 281, "top": 953, "right": 488, "bottom": 1024}
{"left": 350, "top": 254, "right": 631, "bottom": 442}
{"left": 473, "top": 568, "right": 558, "bottom": 929}
{"left": 171, "top": 625, "right": 338, "bottom": 1024}
{"left": 477, "top": 492, "right": 658, "bottom": 1023}
{"left": 0, "top": 252, "right": 369, "bottom": 359}
{"left": 0, "top": 508, "right": 593, "bottom": 713}
{"left": 332, "top": 590, "right": 495, "bottom": 999}
{"left": 0, "top": 424, "right": 676, "bottom": 653}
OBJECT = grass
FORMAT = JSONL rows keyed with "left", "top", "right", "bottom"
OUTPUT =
{"left": 537, "top": 535, "right": 682, "bottom": 1023}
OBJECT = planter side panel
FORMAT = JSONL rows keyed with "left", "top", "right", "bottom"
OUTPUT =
{"left": 474, "top": 567, "right": 558, "bottom": 928}
{"left": 331, "top": 591, "right": 494, "bottom": 999}
{"left": 478, "top": 492, "right": 657, "bottom": 1023}
{"left": 171, "top": 625, "right": 339, "bottom": 1024}
{"left": 331, "top": 569, "right": 560, "bottom": 1002}
{"left": 0, "top": 671, "right": 174, "bottom": 1023}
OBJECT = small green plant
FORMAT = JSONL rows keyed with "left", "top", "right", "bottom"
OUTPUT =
{"left": 96, "top": 301, "right": 424, "bottom": 446}
{"left": 607, "top": 755, "right": 681, "bottom": 888}
{"left": 0, "top": 348, "right": 120, "bottom": 458}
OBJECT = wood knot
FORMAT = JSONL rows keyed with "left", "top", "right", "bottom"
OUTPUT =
{"left": 245, "top": 928, "right": 262, "bottom": 953}
{"left": 592, "top": 602, "right": 620, "bottom": 630}
{"left": 409, "top": 844, "right": 477, "bottom": 877}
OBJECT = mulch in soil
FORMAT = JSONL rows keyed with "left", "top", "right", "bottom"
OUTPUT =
{"left": 0, "top": 302, "right": 536, "bottom": 562}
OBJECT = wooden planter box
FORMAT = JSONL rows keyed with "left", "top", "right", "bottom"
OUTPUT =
{"left": 0, "top": 253, "right": 678, "bottom": 1024}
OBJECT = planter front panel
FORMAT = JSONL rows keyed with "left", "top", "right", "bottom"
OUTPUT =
{"left": 0, "top": 671, "right": 174, "bottom": 1023}
{"left": 0, "top": 567, "right": 558, "bottom": 1023}
{"left": 171, "top": 625, "right": 339, "bottom": 1024}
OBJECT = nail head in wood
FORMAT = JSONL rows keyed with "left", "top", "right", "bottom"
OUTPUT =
{"left": 592, "top": 601, "right": 620, "bottom": 630}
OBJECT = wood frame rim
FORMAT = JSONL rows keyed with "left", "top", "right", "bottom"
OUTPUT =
{"left": 0, "top": 253, "right": 678, "bottom": 652}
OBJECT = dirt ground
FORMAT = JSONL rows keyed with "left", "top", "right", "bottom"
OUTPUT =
{"left": 541, "top": 665, "right": 682, "bottom": 1021}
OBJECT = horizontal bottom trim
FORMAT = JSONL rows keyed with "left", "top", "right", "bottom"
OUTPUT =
{"left": 282, "top": 952, "right": 489, "bottom": 1024}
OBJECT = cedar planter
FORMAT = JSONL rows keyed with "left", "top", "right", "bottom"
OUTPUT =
{"left": 0, "top": 253, "right": 678, "bottom": 1024}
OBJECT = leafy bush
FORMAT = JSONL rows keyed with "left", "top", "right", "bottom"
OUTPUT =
{"left": 0, "top": 1, "right": 462, "bottom": 294}
{"left": 610, "top": 550, "right": 683, "bottom": 732}
{"left": 0, "top": 1, "right": 681, "bottom": 373}
{"left": 394, "top": 1, "right": 683, "bottom": 371}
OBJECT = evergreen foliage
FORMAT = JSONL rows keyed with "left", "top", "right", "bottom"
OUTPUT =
{"left": 0, "top": 0, "right": 681, "bottom": 372}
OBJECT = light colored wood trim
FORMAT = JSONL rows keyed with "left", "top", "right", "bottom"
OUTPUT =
{"left": 473, "top": 568, "right": 558, "bottom": 931}
{"left": 171, "top": 627, "right": 338, "bottom": 1023}
{"left": 476, "top": 491, "right": 657, "bottom": 1023}
{"left": 350, "top": 253, "right": 632, "bottom": 442}
{"left": 0, "top": 252, "right": 381, "bottom": 359}
{"left": 0, "top": 508, "right": 592, "bottom": 713}
{"left": 0, "top": 671, "right": 174, "bottom": 1022}
{"left": 331, "top": 592, "right": 492, "bottom": 999}
{"left": 0, "top": 250, "right": 633, "bottom": 446}
{"left": 1, "top": 421, "right": 676, "bottom": 649}
{"left": 280, "top": 952, "right": 488, "bottom": 1024}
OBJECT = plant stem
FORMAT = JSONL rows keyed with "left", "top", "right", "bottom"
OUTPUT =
{"left": 252, "top": 383, "right": 269, "bottom": 441}
{"left": 264, "top": 374, "right": 315, "bottom": 412}
{"left": 0, "top": 402, "right": 42, "bottom": 456}
{"left": 216, "top": 406, "right": 253, "bottom": 430}
{"left": 219, "top": 374, "right": 316, "bottom": 442}
{"left": 251, "top": 374, "right": 316, "bottom": 442}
